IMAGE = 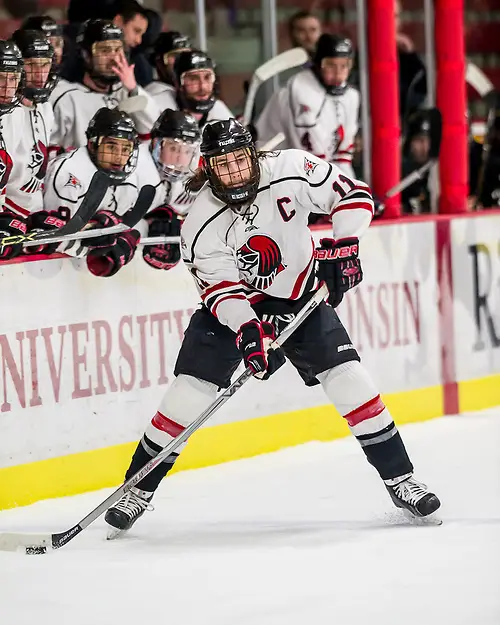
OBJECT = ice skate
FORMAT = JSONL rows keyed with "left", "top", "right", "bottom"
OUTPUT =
{"left": 385, "top": 473, "right": 441, "bottom": 519}
{"left": 105, "top": 488, "right": 154, "bottom": 539}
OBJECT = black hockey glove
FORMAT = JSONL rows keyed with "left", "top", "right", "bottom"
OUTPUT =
{"left": 236, "top": 319, "right": 285, "bottom": 380}
{"left": 314, "top": 237, "right": 363, "bottom": 307}
{"left": 0, "top": 211, "right": 27, "bottom": 261}
{"left": 142, "top": 206, "right": 181, "bottom": 271}
{"left": 83, "top": 210, "right": 122, "bottom": 248}
{"left": 24, "top": 208, "right": 70, "bottom": 255}
{"left": 86, "top": 230, "right": 140, "bottom": 277}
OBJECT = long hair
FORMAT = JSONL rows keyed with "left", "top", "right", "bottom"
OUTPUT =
{"left": 185, "top": 150, "right": 278, "bottom": 195}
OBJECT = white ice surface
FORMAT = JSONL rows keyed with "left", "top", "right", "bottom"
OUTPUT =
{"left": 1, "top": 409, "right": 500, "bottom": 625}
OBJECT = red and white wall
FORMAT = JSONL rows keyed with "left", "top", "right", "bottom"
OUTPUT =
{"left": 0, "top": 211, "right": 499, "bottom": 510}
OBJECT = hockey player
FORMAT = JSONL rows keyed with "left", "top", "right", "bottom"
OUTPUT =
{"left": 256, "top": 34, "right": 359, "bottom": 178}
{"left": 0, "top": 40, "right": 25, "bottom": 261}
{"left": 105, "top": 119, "right": 441, "bottom": 535}
{"left": 4, "top": 30, "right": 56, "bottom": 220}
{"left": 43, "top": 107, "right": 141, "bottom": 274}
{"left": 147, "top": 49, "right": 233, "bottom": 126}
{"left": 137, "top": 108, "right": 201, "bottom": 271}
{"left": 50, "top": 19, "right": 161, "bottom": 152}
{"left": 21, "top": 15, "right": 72, "bottom": 104}
{"left": 147, "top": 30, "right": 191, "bottom": 96}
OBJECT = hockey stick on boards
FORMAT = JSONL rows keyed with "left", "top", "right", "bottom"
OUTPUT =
{"left": 137, "top": 134, "right": 286, "bottom": 247}
{"left": 0, "top": 170, "right": 111, "bottom": 248}
{"left": 21, "top": 185, "right": 157, "bottom": 248}
{"left": 0, "top": 283, "right": 328, "bottom": 554}
{"left": 242, "top": 48, "right": 309, "bottom": 126}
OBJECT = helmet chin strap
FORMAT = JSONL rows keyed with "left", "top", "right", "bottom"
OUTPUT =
{"left": 183, "top": 93, "right": 216, "bottom": 115}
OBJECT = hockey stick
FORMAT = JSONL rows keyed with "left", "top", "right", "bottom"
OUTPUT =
{"left": 0, "top": 170, "right": 110, "bottom": 248}
{"left": 21, "top": 185, "right": 156, "bottom": 248}
{"left": 242, "top": 48, "right": 309, "bottom": 126}
{"left": 0, "top": 283, "right": 327, "bottom": 554}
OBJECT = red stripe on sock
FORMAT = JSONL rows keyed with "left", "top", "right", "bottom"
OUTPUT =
{"left": 151, "top": 412, "right": 185, "bottom": 437}
{"left": 343, "top": 395, "right": 385, "bottom": 427}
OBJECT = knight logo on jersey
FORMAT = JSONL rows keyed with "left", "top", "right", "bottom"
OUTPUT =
{"left": 64, "top": 173, "right": 82, "bottom": 190}
{"left": 303, "top": 157, "right": 318, "bottom": 177}
{"left": 0, "top": 147, "right": 13, "bottom": 191}
{"left": 237, "top": 234, "right": 286, "bottom": 290}
{"left": 20, "top": 140, "right": 48, "bottom": 194}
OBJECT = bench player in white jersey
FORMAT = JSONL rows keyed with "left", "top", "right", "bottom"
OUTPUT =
{"left": 146, "top": 31, "right": 191, "bottom": 103}
{"left": 50, "top": 19, "right": 160, "bottom": 152}
{"left": 4, "top": 29, "right": 55, "bottom": 222}
{"left": 146, "top": 49, "right": 233, "bottom": 132}
{"left": 105, "top": 119, "right": 440, "bottom": 535}
{"left": 0, "top": 40, "right": 27, "bottom": 261}
{"left": 136, "top": 108, "right": 201, "bottom": 271}
{"left": 21, "top": 15, "right": 71, "bottom": 105}
{"left": 43, "top": 107, "right": 142, "bottom": 276}
{"left": 256, "top": 34, "right": 359, "bottom": 178}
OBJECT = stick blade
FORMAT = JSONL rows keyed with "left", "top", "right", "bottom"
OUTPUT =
{"left": 0, "top": 532, "right": 52, "bottom": 554}
{"left": 255, "top": 48, "right": 309, "bottom": 82}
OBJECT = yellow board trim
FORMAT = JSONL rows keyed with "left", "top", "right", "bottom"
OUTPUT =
{"left": 0, "top": 385, "right": 444, "bottom": 511}
{"left": 458, "top": 374, "right": 500, "bottom": 413}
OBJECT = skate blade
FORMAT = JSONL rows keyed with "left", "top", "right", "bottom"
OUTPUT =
{"left": 401, "top": 508, "right": 443, "bottom": 526}
{"left": 106, "top": 526, "right": 128, "bottom": 541}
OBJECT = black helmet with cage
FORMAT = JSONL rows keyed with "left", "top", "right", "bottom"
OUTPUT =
{"left": 11, "top": 29, "right": 57, "bottom": 104}
{"left": 0, "top": 40, "right": 25, "bottom": 114}
{"left": 173, "top": 49, "right": 216, "bottom": 115}
{"left": 21, "top": 16, "right": 64, "bottom": 68}
{"left": 313, "top": 33, "right": 353, "bottom": 96}
{"left": 86, "top": 107, "right": 139, "bottom": 182}
{"left": 150, "top": 31, "right": 191, "bottom": 83}
{"left": 150, "top": 108, "right": 201, "bottom": 182}
{"left": 78, "top": 19, "right": 124, "bottom": 87}
{"left": 201, "top": 118, "right": 260, "bottom": 206}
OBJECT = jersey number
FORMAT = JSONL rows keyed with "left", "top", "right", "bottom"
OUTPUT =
{"left": 332, "top": 174, "right": 355, "bottom": 198}
{"left": 277, "top": 196, "right": 295, "bottom": 222}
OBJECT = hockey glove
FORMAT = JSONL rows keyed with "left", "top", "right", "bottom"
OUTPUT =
{"left": 236, "top": 319, "right": 285, "bottom": 380}
{"left": 0, "top": 212, "right": 27, "bottom": 261}
{"left": 24, "top": 208, "right": 70, "bottom": 255}
{"left": 86, "top": 229, "right": 140, "bottom": 277}
{"left": 314, "top": 237, "right": 362, "bottom": 307}
{"left": 83, "top": 210, "right": 122, "bottom": 248}
{"left": 142, "top": 206, "right": 181, "bottom": 271}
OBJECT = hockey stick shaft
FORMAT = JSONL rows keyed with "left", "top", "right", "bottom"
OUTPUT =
{"left": 0, "top": 284, "right": 327, "bottom": 554}
{"left": 21, "top": 185, "right": 156, "bottom": 248}
{"left": 0, "top": 170, "right": 110, "bottom": 248}
{"left": 242, "top": 48, "right": 309, "bottom": 126}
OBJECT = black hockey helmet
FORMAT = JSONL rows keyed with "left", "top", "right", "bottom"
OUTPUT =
{"left": 0, "top": 40, "right": 25, "bottom": 114}
{"left": 313, "top": 34, "right": 353, "bottom": 96}
{"left": 11, "top": 29, "right": 57, "bottom": 103}
{"left": 201, "top": 118, "right": 260, "bottom": 206}
{"left": 150, "top": 31, "right": 191, "bottom": 83}
{"left": 173, "top": 49, "right": 216, "bottom": 115}
{"left": 78, "top": 19, "right": 124, "bottom": 86}
{"left": 150, "top": 108, "right": 201, "bottom": 181}
{"left": 86, "top": 107, "right": 139, "bottom": 181}
{"left": 21, "top": 16, "right": 63, "bottom": 67}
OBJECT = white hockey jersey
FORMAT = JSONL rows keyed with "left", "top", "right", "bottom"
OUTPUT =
{"left": 0, "top": 108, "right": 21, "bottom": 210}
{"left": 50, "top": 82, "right": 161, "bottom": 150}
{"left": 4, "top": 102, "right": 54, "bottom": 216}
{"left": 256, "top": 69, "right": 360, "bottom": 178}
{"left": 181, "top": 148, "right": 373, "bottom": 333}
{"left": 144, "top": 81, "right": 177, "bottom": 113}
{"left": 44, "top": 147, "right": 144, "bottom": 256}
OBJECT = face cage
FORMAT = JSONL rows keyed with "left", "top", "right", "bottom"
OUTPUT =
{"left": 88, "top": 41, "right": 123, "bottom": 85}
{"left": 205, "top": 146, "right": 260, "bottom": 206}
{"left": 179, "top": 69, "right": 216, "bottom": 114}
{"left": 0, "top": 69, "right": 25, "bottom": 114}
{"left": 151, "top": 137, "right": 200, "bottom": 182}
{"left": 88, "top": 136, "right": 139, "bottom": 181}
{"left": 319, "top": 58, "right": 351, "bottom": 96}
{"left": 23, "top": 59, "right": 58, "bottom": 104}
